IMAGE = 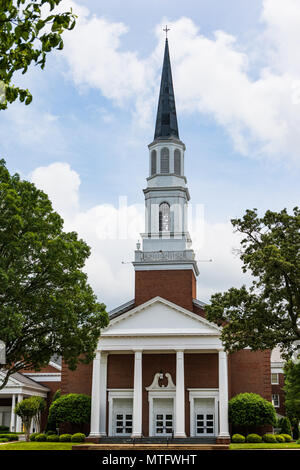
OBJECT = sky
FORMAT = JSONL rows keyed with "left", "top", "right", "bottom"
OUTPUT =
{"left": 1, "top": 0, "right": 300, "bottom": 310}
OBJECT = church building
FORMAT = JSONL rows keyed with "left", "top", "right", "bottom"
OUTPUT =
{"left": 77, "top": 37, "right": 272, "bottom": 444}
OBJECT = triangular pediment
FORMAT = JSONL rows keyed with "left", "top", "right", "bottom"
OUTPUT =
{"left": 102, "top": 297, "right": 221, "bottom": 337}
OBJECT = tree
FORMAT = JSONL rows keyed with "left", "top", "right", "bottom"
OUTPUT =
{"left": 229, "top": 392, "right": 276, "bottom": 434}
{"left": 31, "top": 395, "right": 46, "bottom": 432}
{"left": 45, "top": 388, "right": 61, "bottom": 432}
{"left": 0, "top": 160, "right": 109, "bottom": 389}
{"left": 0, "top": 0, "right": 76, "bottom": 109}
{"left": 47, "top": 393, "right": 91, "bottom": 432}
{"left": 14, "top": 396, "right": 44, "bottom": 440}
{"left": 284, "top": 360, "right": 300, "bottom": 426}
{"left": 206, "top": 208, "right": 300, "bottom": 358}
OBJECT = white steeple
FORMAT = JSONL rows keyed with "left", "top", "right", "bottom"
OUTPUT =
{"left": 133, "top": 38, "right": 198, "bottom": 277}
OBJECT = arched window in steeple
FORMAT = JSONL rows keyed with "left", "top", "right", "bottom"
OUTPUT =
{"left": 160, "top": 147, "right": 169, "bottom": 173}
{"left": 174, "top": 149, "right": 181, "bottom": 175}
{"left": 159, "top": 202, "right": 170, "bottom": 232}
{"left": 151, "top": 150, "right": 157, "bottom": 176}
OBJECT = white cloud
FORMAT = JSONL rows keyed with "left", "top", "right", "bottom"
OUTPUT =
{"left": 30, "top": 162, "right": 249, "bottom": 309}
{"left": 57, "top": 1, "right": 300, "bottom": 163}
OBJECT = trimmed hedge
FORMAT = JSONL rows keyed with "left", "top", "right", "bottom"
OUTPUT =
{"left": 0, "top": 434, "right": 19, "bottom": 441}
{"left": 71, "top": 433, "right": 86, "bottom": 443}
{"left": 231, "top": 434, "right": 245, "bottom": 443}
{"left": 281, "top": 434, "right": 292, "bottom": 442}
{"left": 35, "top": 433, "right": 47, "bottom": 442}
{"left": 45, "top": 430, "right": 57, "bottom": 436}
{"left": 29, "top": 433, "right": 39, "bottom": 441}
{"left": 59, "top": 434, "right": 72, "bottom": 442}
{"left": 0, "top": 438, "right": 9, "bottom": 443}
{"left": 263, "top": 434, "right": 277, "bottom": 443}
{"left": 275, "top": 434, "right": 285, "bottom": 443}
{"left": 246, "top": 433, "right": 262, "bottom": 443}
{"left": 46, "top": 434, "right": 60, "bottom": 442}
{"left": 0, "top": 426, "right": 9, "bottom": 433}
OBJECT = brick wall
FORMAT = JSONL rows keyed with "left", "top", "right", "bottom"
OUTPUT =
{"left": 135, "top": 269, "right": 196, "bottom": 311}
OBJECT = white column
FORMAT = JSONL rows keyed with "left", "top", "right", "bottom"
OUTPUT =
{"left": 132, "top": 350, "right": 143, "bottom": 438}
{"left": 218, "top": 350, "right": 230, "bottom": 438}
{"left": 89, "top": 352, "right": 101, "bottom": 437}
{"left": 16, "top": 394, "right": 23, "bottom": 432}
{"left": 175, "top": 350, "right": 186, "bottom": 438}
{"left": 99, "top": 352, "right": 108, "bottom": 436}
{"left": 10, "top": 394, "right": 16, "bottom": 432}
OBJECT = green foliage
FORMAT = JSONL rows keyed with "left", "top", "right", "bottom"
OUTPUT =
{"left": 246, "top": 433, "right": 262, "bottom": 443}
{"left": 70, "top": 433, "right": 85, "bottom": 443}
{"left": 281, "top": 434, "right": 292, "bottom": 442}
{"left": 29, "top": 432, "right": 39, "bottom": 441}
{"left": 59, "top": 433, "right": 72, "bottom": 442}
{"left": 0, "top": 425, "right": 9, "bottom": 432}
{"left": 279, "top": 416, "right": 293, "bottom": 436}
{"left": 263, "top": 434, "right": 277, "bottom": 443}
{"left": 231, "top": 434, "right": 245, "bottom": 443}
{"left": 52, "top": 389, "right": 61, "bottom": 403}
{"left": 0, "top": 160, "right": 109, "bottom": 389}
{"left": 0, "top": 0, "right": 77, "bottom": 109}
{"left": 275, "top": 434, "right": 285, "bottom": 443}
{"left": 206, "top": 208, "right": 300, "bottom": 358}
{"left": 291, "top": 418, "right": 300, "bottom": 440}
{"left": 35, "top": 433, "right": 47, "bottom": 442}
{"left": 48, "top": 393, "right": 91, "bottom": 427}
{"left": 0, "top": 437, "right": 9, "bottom": 442}
{"left": 14, "top": 396, "right": 41, "bottom": 441}
{"left": 0, "top": 433, "right": 19, "bottom": 441}
{"left": 229, "top": 393, "right": 276, "bottom": 427}
{"left": 45, "top": 430, "right": 56, "bottom": 436}
{"left": 46, "top": 434, "right": 60, "bottom": 442}
{"left": 284, "top": 361, "right": 300, "bottom": 423}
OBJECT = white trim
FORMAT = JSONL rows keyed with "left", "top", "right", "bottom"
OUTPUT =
{"left": 188, "top": 389, "right": 219, "bottom": 437}
{"left": 23, "top": 373, "right": 61, "bottom": 382}
{"left": 271, "top": 372, "right": 279, "bottom": 384}
{"left": 49, "top": 361, "right": 62, "bottom": 371}
{"left": 108, "top": 390, "right": 134, "bottom": 437}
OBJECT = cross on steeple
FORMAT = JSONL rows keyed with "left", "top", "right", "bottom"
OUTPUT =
{"left": 163, "top": 25, "right": 170, "bottom": 39}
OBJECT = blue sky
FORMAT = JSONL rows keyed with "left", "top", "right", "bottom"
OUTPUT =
{"left": 1, "top": 0, "right": 299, "bottom": 309}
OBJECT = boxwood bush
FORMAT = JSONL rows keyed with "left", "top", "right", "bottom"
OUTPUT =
{"left": 46, "top": 434, "right": 60, "bottom": 442}
{"left": 35, "top": 433, "right": 47, "bottom": 442}
{"left": 229, "top": 393, "right": 276, "bottom": 429}
{"left": 0, "top": 434, "right": 19, "bottom": 441}
{"left": 263, "top": 433, "right": 277, "bottom": 443}
{"left": 231, "top": 434, "right": 245, "bottom": 443}
{"left": 275, "top": 434, "right": 285, "bottom": 443}
{"left": 246, "top": 433, "right": 262, "bottom": 443}
{"left": 281, "top": 434, "right": 292, "bottom": 442}
{"left": 59, "top": 434, "right": 72, "bottom": 442}
{"left": 71, "top": 433, "right": 86, "bottom": 443}
{"left": 0, "top": 426, "right": 9, "bottom": 433}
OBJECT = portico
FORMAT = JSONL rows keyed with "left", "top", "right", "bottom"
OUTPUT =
{"left": 89, "top": 297, "right": 230, "bottom": 442}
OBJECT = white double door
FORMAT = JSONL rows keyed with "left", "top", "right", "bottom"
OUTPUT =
{"left": 153, "top": 398, "right": 174, "bottom": 436}
{"left": 194, "top": 398, "right": 215, "bottom": 436}
{"left": 112, "top": 398, "right": 133, "bottom": 436}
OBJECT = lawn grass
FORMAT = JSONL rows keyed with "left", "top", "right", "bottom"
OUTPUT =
{"left": 230, "top": 442, "right": 300, "bottom": 450}
{"left": 0, "top": 441, "right": 84, "bottom": 450}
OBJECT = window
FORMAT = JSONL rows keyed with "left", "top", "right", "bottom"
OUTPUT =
{"left": 272, "top": 394, "right": 280, "bottom": 408}
{"left": 115, "top": 413, "right": 133, "bottom": 434}
{"left": 155, "top": 413, "right": 173, "bottom": 435}
{"left": 196, "top": 413, "right": 214, "bottom": 435}
{"left": 160, "top": 147, "right": 169, "bottom": 173}
{"left": 151, "top": 150, "right": 157, "bottom": 176}
{"left": 174, "top": 149, "right": 181, "bottom": 175}
{"left": 271, "top": 373, "right": 279, "bottom": 385}
{"left": 159, "top": 202, "right": 170, "bottom": 232}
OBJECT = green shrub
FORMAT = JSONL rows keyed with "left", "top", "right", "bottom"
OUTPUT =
{"left": 279, "top": 417, "right": 292, "bottom": 436}
{"left": 71, "top": 433, "right": 86, "bottom": 443}
{"left": 231, "top": 434, "right": 245, "bottom": 443}
{"left": 45, "top": 430, "right": 57, "bottom": 436}
{"left": 48, "top": 394, "right": 91, "bottom": 430}
{"left": 275, "top": 434, "right": 285, "bottom": 443}
{"left": 59, "top": 433, "right": 72, "bottom": 442}
{"left": 263, "top": 433, "right": 277, "bottom": 443}
{"left": 281, "top": 434, "right": 292, "bottom": 442}
{"left": 0, "top": 438, "right": 9, "bottom": 443}
{"left": 35, "top": 433, "right": 47, "bottom": 442}
{"left": 0, "top": 434, "right": 19, "bottom": 441}
{"left": 29, "top": 433, "right": 39, "bottom": 441}
{"left": 229, "top": 393, "right": 276, "bottom": 428}
{"left": 0, "top": 426, "right": 9, "bottom": 433}
{"left": 246, "top": 433, "right": 262, "bottom": 443}
{"left": 46, "top": 434, "right": 60, "bottom": 442}
{"left": 296, "top": 438, "right": 300, "bottom": 444}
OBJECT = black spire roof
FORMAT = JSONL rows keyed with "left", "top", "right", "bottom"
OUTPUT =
{"left": 154, "top": 39, "right": 179, "bottom": 140}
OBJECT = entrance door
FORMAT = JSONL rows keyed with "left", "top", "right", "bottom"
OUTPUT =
{"left": 194, "top": 398, "right": 215, "bottom": 436}
{"left": 112, "top": 398, "right": 133, "bottom": 436}
{"left": 153, "top": 398, "right": 174, "bottom": 436}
